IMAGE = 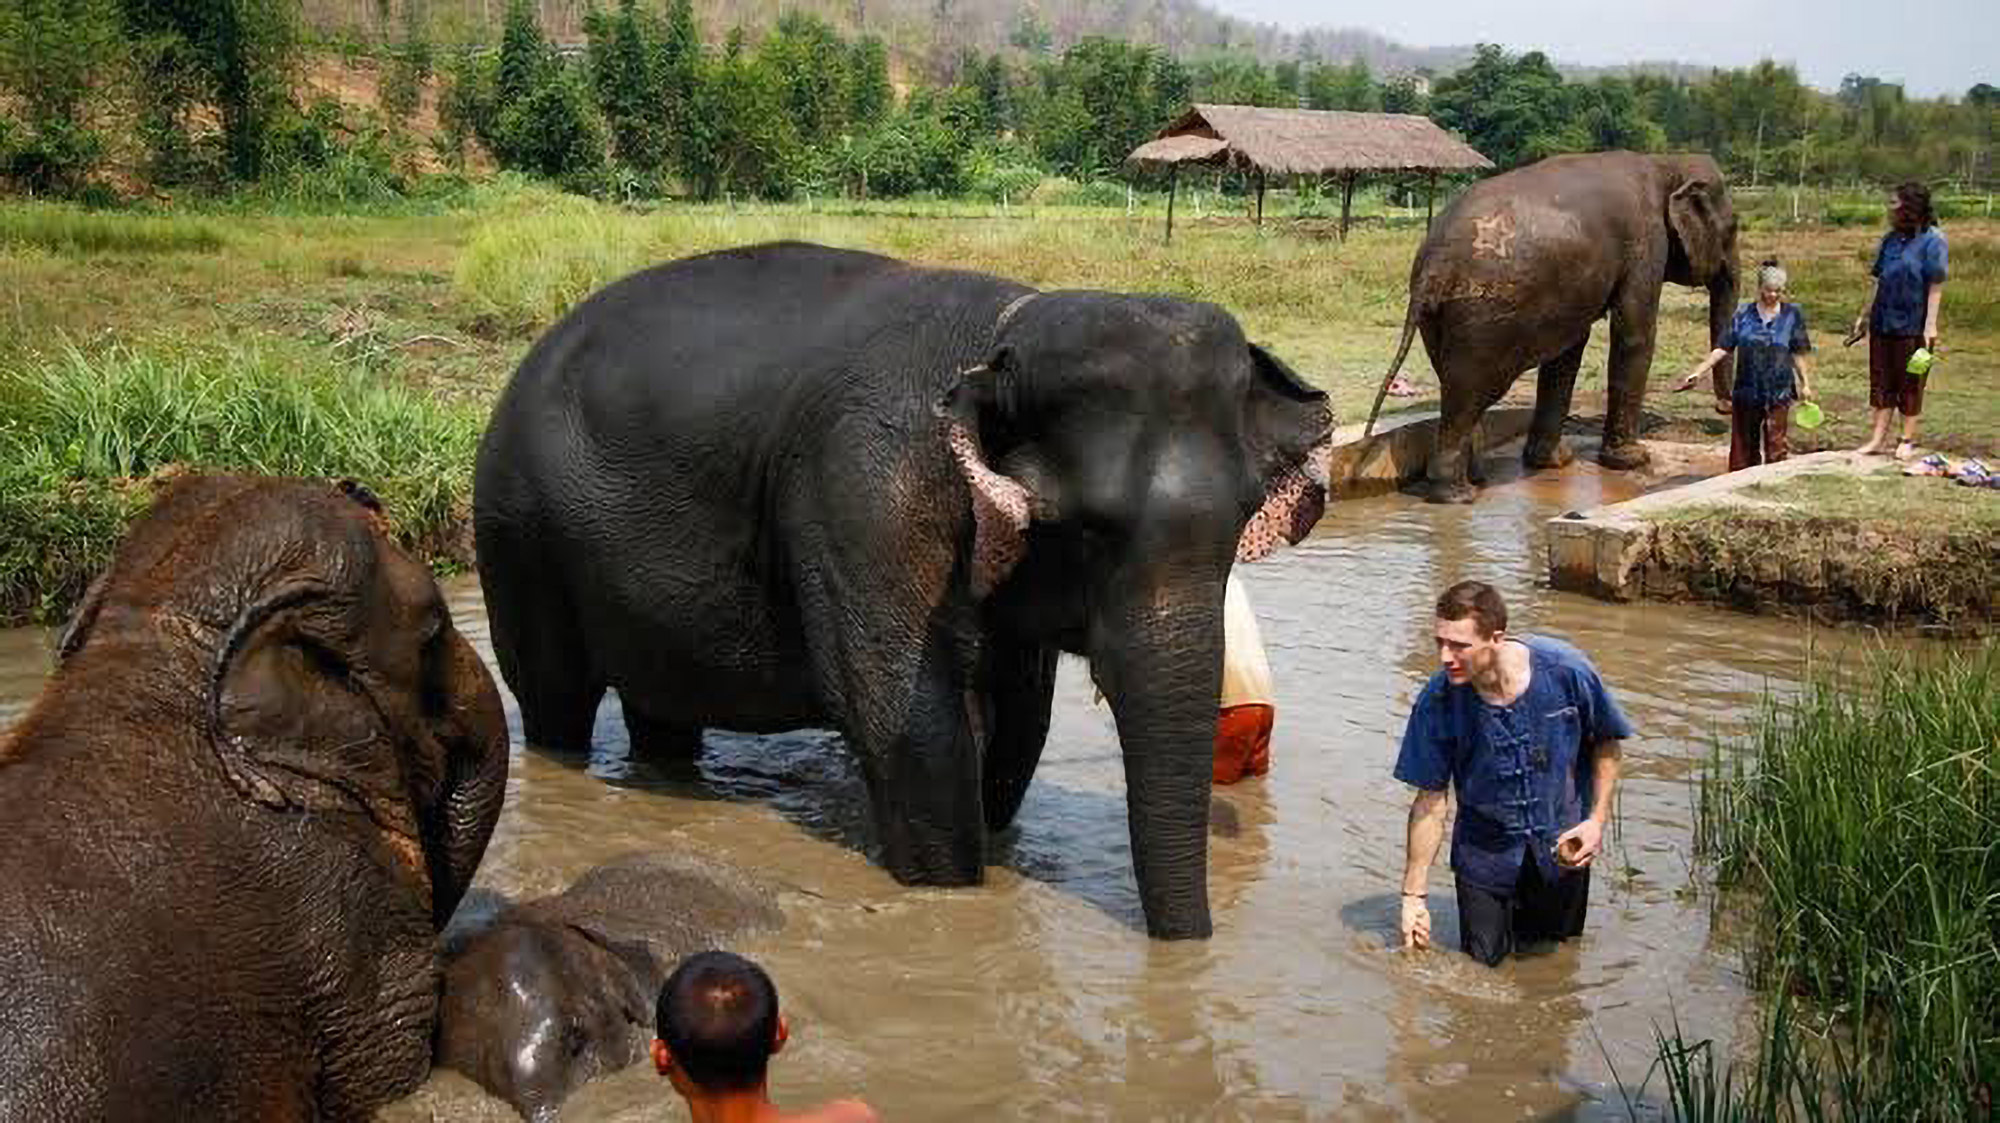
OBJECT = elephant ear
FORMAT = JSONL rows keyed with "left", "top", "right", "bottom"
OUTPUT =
{"left": 1668, "top": 179, "right": 1727, "bottom": 282}
{"left": 939, "top": 349, "right": 1034, "bottom": 599}
{"left": 205, "top": 578, "right": 423, "bottom": 845}
{"left": 1237, "top": 344, "right": 1333, "bottom": 564}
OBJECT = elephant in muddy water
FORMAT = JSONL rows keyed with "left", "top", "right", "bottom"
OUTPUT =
{"left": 474, "top": 241, "right": 1333, "bottom": 940}
{"left": 434, "top": 853, "right": 784, "bottom": 1121}
{"left": 0, "top": 475, "right": 510, "bottom": 1121}
{"left": 1366, "top": 151, "right": 1741, "bottom": 502}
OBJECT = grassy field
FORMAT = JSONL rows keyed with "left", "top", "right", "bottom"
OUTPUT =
{"left": 2, "top": 179, "right": 1995, "bottom": 623}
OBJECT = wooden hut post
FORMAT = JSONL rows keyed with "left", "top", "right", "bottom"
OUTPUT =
{"left": 1165, "top": 164, "right": 1179, "bottom": 244}
{"left": 1426, "top": 170, "right": 1437, "bottom": 228}
{"left": 1255, "top": 168, "right": 1266, "bottom": 228}
{"left": 1339, "top": 170, "right": 1357, "bottom": 240}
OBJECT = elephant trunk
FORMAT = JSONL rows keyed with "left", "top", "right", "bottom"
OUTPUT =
{"left": 426, "top": 630, "right": 511, "bottom": 928}
{"left": 1706, "top": 268, "right": 1738, "bottom": 402}
{"left": 1090, "top": 572, "right": 1223, "bottom": 941}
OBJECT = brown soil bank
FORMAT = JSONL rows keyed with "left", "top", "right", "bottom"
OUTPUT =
{"left": 1548, "top": 454, "right": 1998, "bottom": 635}
{"left": 1641, "top": 514, "right": 1996, "bottom": 635}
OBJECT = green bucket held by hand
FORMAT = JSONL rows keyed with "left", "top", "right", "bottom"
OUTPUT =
{"left": 1793, "top": 399, "right": 1824, "bottom": 430}
{"left": 1907, "top": 347, "right": 1938, "bottom": 377}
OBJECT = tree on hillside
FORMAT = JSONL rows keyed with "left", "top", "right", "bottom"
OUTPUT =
{"left": 495, "top": 0, "right": 549, "bottom": 113}
{"left": 1430, "top": 44, "right": 1571, "bottom": 168}
{"left": 587, "top": 0, "right": 665, "bottom": 168}
{"left": 677, "top": 27, "right": 800, "bottom": 199}
{"left": 1379, "top": 73, "right": 1425, "bottom": 115}
{"left": 1305, "top": 59, "right": 1377, "bottom": 111}
{"left": 0, "top": 0, "right": 127, "bottom": 193}
{"left": 760, "top": 11, "right": 850, "bottom": 141}
{"left": 845, "top": 35, "right": 892, "bottom": 129}
{"left": 122, "top": 0, "right": 301, "bottom": 181}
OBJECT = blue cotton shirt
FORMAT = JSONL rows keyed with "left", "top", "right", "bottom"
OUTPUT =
{"left": 1393, "top": 635, "right": 1636, "bottom": 893}
{"left": 1717, "top": 302, "right": 1812, "bottom": 408}
{"left": 1869, "top": 227, "right": 1949, "bottom": 337}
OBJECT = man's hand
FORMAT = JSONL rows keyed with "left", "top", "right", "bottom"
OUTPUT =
{"left": 1555, "top": 817, "right": 1605, "bottom": 869}
{"left": 1400, "top": 894, "right": 1431, "bottom": 949}
{"left": 1923, "top": 328, "right": 1940, "bottom": 353}
{"left": 1673, "top": 368, "right": 1703, "bottom": 393}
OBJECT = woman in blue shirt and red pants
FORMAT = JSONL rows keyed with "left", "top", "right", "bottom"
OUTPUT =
{"left": 1678, "top": 258, "right": 1816, "bottom": 471}
{"left": 1853, "top": 181, "right": 1948, "bottom": 459}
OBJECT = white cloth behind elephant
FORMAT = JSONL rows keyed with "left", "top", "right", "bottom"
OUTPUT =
{"left": 1220, "top": 571, "right": 1274, "bottom": 709}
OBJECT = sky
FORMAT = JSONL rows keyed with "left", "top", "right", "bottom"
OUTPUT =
{"left": 1202, "top": 0, "right": 1998, "bottom": 98}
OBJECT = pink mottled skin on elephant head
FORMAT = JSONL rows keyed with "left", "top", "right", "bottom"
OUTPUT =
{"left": 951, "top": 420, "right": 1332, "bottom": 596}
{"left": 948, "top": 422, "right": 1031, "bottom": 597}
{"left": 1236, "top": 436, "right": 1333, "bottom": 563}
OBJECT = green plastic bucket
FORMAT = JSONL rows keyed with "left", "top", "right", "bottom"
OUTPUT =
{"left": 1794, "top": 399, "right": 1824, "bottom": 430}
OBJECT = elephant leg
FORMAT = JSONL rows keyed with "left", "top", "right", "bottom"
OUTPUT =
{"left": 622, "top": 705, "right": 703, "bottom": 759}
{"left": 1599, "top": 288, "right": 1660, "bottom": 470}
{"left": 489, "top": 572, "right": 604, "bottom": 754}
{"left": 1524, "top": 336, "right": 1589, "bottom": 469}
{"left": 1425, "top": 365, "right": 1507, "bottom": 504}
{"left": 981, "top": 639, "right": 1058, "bottom": 831}
{"left": 819, "top": 604, "right": 986, "bottom": 886}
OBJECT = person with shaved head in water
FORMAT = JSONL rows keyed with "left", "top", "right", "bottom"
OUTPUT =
{"left": 653, "top": 951, "right": 880, "bottom": 1123}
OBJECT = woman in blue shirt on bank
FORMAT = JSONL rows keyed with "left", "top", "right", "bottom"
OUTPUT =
{"left": 1852, "top": 181, "right": 1948, "bottom": 459}
{"left": 1677, "top": 258, "right": 1815, "bottom": 472}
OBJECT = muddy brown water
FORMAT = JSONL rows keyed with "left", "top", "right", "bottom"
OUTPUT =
{"left": 0, "top": 458, "right": 1881, "bottom": 1121}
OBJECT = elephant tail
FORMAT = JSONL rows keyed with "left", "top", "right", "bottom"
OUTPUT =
{"left": 1363, "top": 299, "right": 1422, "bottom": 438}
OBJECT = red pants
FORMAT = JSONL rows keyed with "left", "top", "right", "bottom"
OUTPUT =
{"left": 1728, "top": 400, "right": 1790, "bottom": 472}
{"left": 1215, "top": 704, "right": 1273, "bottom": 784}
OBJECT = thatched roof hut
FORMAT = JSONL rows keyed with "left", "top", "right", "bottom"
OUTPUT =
{"left": 1127, "top": 103, "right": 1494, "bottom": 240}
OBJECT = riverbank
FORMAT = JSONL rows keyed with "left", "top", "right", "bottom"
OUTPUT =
{"left": 1546, "top": 451, "right": 1997, "bottom": 633}
{"left": 3, "top": 188, "right": 1996, "bottom": 625}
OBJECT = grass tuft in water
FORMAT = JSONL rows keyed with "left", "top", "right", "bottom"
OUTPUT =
{"left": 0, "top": 342, "right": 483, "bottom": 625}
{"left": 1657, "top": 642, "right": 1999, "bottom": 1120}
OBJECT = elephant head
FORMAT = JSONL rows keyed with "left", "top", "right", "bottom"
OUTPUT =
{"left": 1659, "top": 154, "right": 1741, "bottom": 393}
{"left": 58, "top": 474, "right": 509, "bottom": 927}
{"left": 943, "top": 295, "right": 1332, "bottom": 938}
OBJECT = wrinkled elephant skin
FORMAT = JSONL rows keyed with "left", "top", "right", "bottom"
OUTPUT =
{"left": 1366, "top": 152, "right": 1740, "bottom": 502}
{"left": 435, "top": 853, "right": 783, "bottom": 1121}
{"left": 0, "top": 475, "right": 509, "bottom": 1121}
{"left": 473, "top": 241, "right": 1333, "bottom": 940}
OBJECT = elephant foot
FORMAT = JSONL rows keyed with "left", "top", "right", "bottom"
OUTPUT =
{"left": 880, "top": 825, "right": 986, "bottom": 888}
{"left": 1523, "top": 438, "right": 1574, "bottom": 470}
{"left": 1423, "top": 478, "right": 1478, "bottom": 505}
{"left": 1597, "top": 441, "right": 1652, "bottom": 471}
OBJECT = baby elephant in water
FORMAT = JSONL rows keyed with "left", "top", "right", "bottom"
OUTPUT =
{"left": 436, "top": 852, "right": 785, "bottom": 1121}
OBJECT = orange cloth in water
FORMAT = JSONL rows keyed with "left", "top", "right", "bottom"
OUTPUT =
{"left": 1214, "top": 703, "right": 1273, "bottom": 785}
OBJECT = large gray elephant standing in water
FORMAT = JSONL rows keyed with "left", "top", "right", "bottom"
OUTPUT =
{"left": 1366, "top": 151, "right": 1740, "bottom": 502}
{"left": 474, "top": 241, "right": 1333, "bottom": 940}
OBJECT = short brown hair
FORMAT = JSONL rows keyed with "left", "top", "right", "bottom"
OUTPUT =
{"left": 1435, "top": 581, "right": 1507, "bottom": 637}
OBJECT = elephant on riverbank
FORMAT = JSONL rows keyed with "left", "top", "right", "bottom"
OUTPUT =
{"left": 0, "top": 475, "right": 510, "bottom": 1120}
{"left": 1366, "top": 151, "right": 1740, "bottom": 502}
{"left": 436, "top": 853, "right": 783, "bottom": 1121}
{"left": 473, "top": 241, "right": 1333, "bottom": 940}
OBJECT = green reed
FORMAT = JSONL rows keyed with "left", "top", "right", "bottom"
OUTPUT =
{"left": 0, "top": 341, "right": 484, "bottom": 625}
{"left": 1658, "top": 642, "right": 1999, "bottom": 1120}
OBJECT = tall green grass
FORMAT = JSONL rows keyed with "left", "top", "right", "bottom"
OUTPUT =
{"left": 0, "top": 342, "right": 484, "bottom": 625}
{"left": 1660, "top": 643, "right": 1999, "bottom": 1119}
{"left": 0, "top": 203, "right": 227, "bottom": 254}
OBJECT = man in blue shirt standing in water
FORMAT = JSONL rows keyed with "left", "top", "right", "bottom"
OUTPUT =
{"left": 1394, "top": 581, "right": 1634, "bottom": 966}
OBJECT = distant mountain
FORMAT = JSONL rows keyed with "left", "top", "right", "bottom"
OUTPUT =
{"left": 301, "top": 0, "right": 1714, "bottom": 84}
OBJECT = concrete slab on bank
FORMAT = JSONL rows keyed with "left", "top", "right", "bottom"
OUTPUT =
{"left": 1545, "top": 450, "right": 1890, "bottom": 601}
{"left": 1328, "top": 406, "right": 1536, "bottom": 498}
